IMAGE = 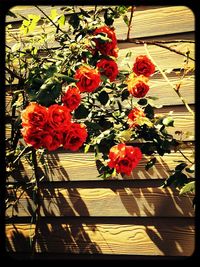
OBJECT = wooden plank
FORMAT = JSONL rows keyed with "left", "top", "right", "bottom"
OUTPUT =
{"left": 6, "top": 6, "right": 194, "bottom": 45}
{"left": 5, "top": 218, "right": 195, "bottom": 256}
{"left": 6, "top": 186, "right": 195, "bottom": 217}
{"left": 6, "top": 146, "right": 194, "bottom": 182}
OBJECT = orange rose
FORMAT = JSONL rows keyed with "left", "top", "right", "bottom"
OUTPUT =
{"left": 21, "top": 102, "right": 48, "bottom": 128}
{"left": 128, "top": 107, "right": 145, "bottom": 127}
{"left": 127, "top": 73, "right": 149, "bottom": 98}
{"left": 21, "top": 127, "right": 44, "bottom": 149}
{"left": 74, "top": 65, "right": 101, "bottom": 93}
{"left": 47, "top": 104, "right": 71, "bottom": 131}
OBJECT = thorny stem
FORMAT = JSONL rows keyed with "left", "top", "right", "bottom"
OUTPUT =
{"left": 127, "top": 6, "right": 135, "bottom": 40}
{"left": 144, "top": 44, "right": 195, "bottom": 117}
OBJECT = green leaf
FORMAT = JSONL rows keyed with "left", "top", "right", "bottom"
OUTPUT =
{"left": 74, "top": 104, "right": 89, "bottom": 119}
{"left": 145, "top": 104, "right": 154, "bottom": 119}
{"left": 145, "top": 158, "right": 157, "bottom": 171}
{"left": 123, "top": 14, "right": 129, "bottom": 26}
{"left": 138, "top": 98, "right": 148, "bottom": 106}
{"left": 80, "top": 8, "right": 90, "bottom": 18}
{"left": 58, "top": 14, "right": 66, "bottom": 27}
{"left": 121, "top": 88, "right": 129, "bottom": 101}
{"left": 69, "top": 13, "right": 80, "bottom": 29}
{"left": 55, "top": 73, "right": 78, "bottom": 83}
{"left": 50, "top": 9, "right": 58, "bottom": 20}
{"left": 104, "top": 9, "right": 114, "bottom": 26}
{"left": 163, "top": 172, "right": 188, "bottom": 188}
{"left": 84, "top": 144, "right": 91, "bottom": 153}
{"left": 163, "top": 117, "right": 174, "bottom": 127}
{"left": 179, "top": 181, "right": 195, "bottom": 195}
{"left": 98, "top": 90, "right": 109, "bottom": 105}
{"left": 175, "top": 162, "right": 187, "bottom": 172}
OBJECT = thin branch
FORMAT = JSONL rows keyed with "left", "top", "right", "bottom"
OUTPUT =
{"left": 5, "top": 67, "right": 24, "bottom": 82}
{"left": 178, "top": 149, "right": 194, "bottom": 164}
{"left": 144, "top": 44, "right": 195, "bottom": 117}
{"left": 117, "top": 38, "right": 195, "bottom": 61}
{"left": 127, "top": 6, "right": 135, "bottom": 40}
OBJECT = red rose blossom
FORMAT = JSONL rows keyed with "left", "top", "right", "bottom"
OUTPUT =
{"left": 133, "top": 55, "right": 155, "bottom": 77}
{"left": 63, "top": 123, "right": 88, "bottom": 151}
{"left": 93, "top": 26, "right": 118, "bottom": 58}
{"left": 96, "top": 58, "right": 119, "bottom": 82}
{"left": 62, "top": 87, "right": 81, "bottom": 111}
{"left": 21, "top": 127, "right": 44, "bottom": 149}
{"left": 108, "top": 143, "right": 142, "bottom": 176}
{"left": 48, "top": 104, "right": 71, "bottom": 131}
{"left": 128, "top": 107, "right": 145, "bottom": 127}
{"left": 74, "top": 65, "right": 101, "bottom": 93}
{"left": 41, "top": 129, "right": 63, "bottom": 151}
{"left": 21, "top": 102, "right": 48, "bottom": 128}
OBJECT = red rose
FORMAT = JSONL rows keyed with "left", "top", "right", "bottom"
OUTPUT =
{"left": 48, "top": 104, "right": 71, "bottom": 131}
{"left": 128, "top": 107, "right": 145, "bottom": 127}
{"left": 21, "top": 102, "right": 48, "bottom": 128}
{"left": 42, "top": 129, "right": 63, "bottom": 151}
{"left": 93, "top": 26, "right": 118, "bottom": 57}
{"left": 96, "top": 58, "right": 119, "bottom": 82}
{"left": 133, "top": 55, "right": 155, "bottom": 77}
{"left": 74, "top": 65, "right": 101, "bottom": 93}
{"left": 108, "top": 143, "right": 142, "bottom": 176}
{"left": 63, "top": 123, "right": 88, "bottom": 151}
{"left": 127, "top": 73, "right": 149, "bottom": 98}
{"left": 21, "top": 127, "right": 44, "bottom": 149}
{"left": 62, "top": 86, "right": 81, "bottom": 111}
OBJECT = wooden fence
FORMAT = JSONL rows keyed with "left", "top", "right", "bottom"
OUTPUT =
{"left": 5, "top": 5, "right": 195, "bottom": 259}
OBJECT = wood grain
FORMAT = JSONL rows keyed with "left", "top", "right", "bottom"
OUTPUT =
{"left": 6, "top": 186, "right": 195, "bottom": 217}
{"left": 5, "top": 218, "right": 195, "bottom": 256}
{"left": 6, "top": 6, "right": 194, "bottom": 46}
{"left": 6, "top": 146, "right": 194, "bottom": 182}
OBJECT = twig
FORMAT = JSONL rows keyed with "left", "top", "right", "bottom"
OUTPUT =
{"left": 178, "top": 149, "right": 194, "bottom": 164}
{"left": 127, "top": 6, "right": 135, "bottom": 40}
{"left": 144, "top": 44, "right": 195, "bottom": 117}
{"left": 30, "top": 148, "right": 41, "bottom": 257}
{"left": 117, "top": 38, "right": 195, "bottom": 61}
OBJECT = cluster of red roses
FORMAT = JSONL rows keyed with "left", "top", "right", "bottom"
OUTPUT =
{"left": 21, "top": 25, "right": 155, "bottom": 176}
{"left": 21, "top": 102, "right": 87, "bottom": 151}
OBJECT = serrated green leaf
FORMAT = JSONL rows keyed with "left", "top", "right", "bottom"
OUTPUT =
{"left": 180, "top": 181, "right": 195, "bottom": 195}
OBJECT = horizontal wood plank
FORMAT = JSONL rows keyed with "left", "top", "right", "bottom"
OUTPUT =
{"left": 6, "top": 218, "right": 195, "bottom": 256}
{"left": 6, "top": 186, "right": 195, "bottom": 217}
{"left": 6, "top": 6, "right": 194, "bottom": 46}
{"left": 6, "top": 146, "right": 194, "bottom": 182}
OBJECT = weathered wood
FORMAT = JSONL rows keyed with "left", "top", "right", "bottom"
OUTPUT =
{"left": 6, "top": 6, "right": 194, "bottom": 46}
{"left": 6, "top": 147, "right": 194, "bottom": 182}
{"left": 6, "top": 218, "right": 195, "bottom": 256}
{"left": 6, "top": 186, "right": 194, "bottom": 217}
